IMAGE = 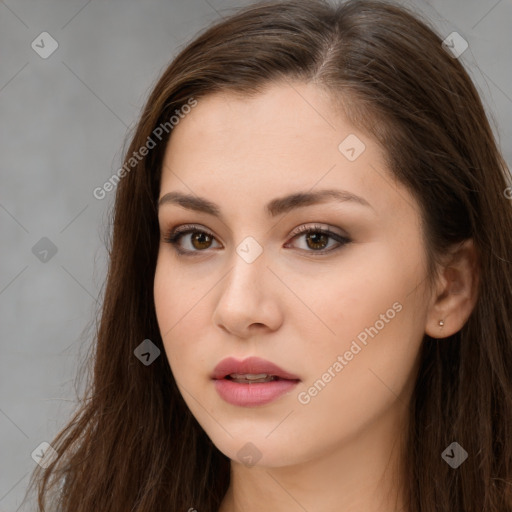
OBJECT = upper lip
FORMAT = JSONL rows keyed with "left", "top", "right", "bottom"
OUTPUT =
{"left": 211, "top": 356, "right": 300, "bottom": 380}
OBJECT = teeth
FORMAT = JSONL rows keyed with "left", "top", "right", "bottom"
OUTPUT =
{"left": 228, "top": 373, "right": 278, "bottom": 383}
{"left": 229, "top": 373, "right": 271, "bottom": 379}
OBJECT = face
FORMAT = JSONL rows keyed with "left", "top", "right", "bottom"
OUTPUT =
{"left": 154, "top": 81, "right": 431, "bottom": 468}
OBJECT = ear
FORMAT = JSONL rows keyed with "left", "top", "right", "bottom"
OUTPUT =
{"left": 425, "top": 239, "right": 479, "bottom": 339}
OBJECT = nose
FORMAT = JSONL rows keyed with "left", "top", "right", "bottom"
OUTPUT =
{"left": 212, "top": 249, "right": 283, "bottom": 338}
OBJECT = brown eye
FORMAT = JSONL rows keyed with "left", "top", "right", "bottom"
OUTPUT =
{"left": 304, "top": 232, "right": 329, "bottom": 250}
{"left": 163, "top": 225, "right": 221, "bottom": 255}
{"left": 190, "top": 231, "right": 213, "bottom": 250}
{"left": 286, "top": 225, "right": 351, "bottom": 255}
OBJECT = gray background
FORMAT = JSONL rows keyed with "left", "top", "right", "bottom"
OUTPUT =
{"left": 0, "top": 0, "right": 511, "bottom": 510}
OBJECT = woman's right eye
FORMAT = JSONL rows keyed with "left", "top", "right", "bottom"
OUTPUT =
{"left": 163, "top": 226, "right": 222, "bottom": 255}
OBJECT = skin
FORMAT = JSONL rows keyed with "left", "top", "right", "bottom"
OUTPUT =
{"left": 153, "top": 81, "right": 479, "bottom": 512}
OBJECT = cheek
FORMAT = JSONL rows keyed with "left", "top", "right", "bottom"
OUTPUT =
{"left": 154, "top": 270, "right": 215, "bottom": 436}
{"left": 154, "top": 255, "right": 216, "bottom": 395}
{"left": 294, "top": 245, "right": 425, "bottom": 410}
{"left": 153, "top": 252, "right": 202, "bottom": 332}
{"left": 154, "top": 258, "right": 194, "bottom": 371}
{"left": 295, "top": 247, "right": 407, "bottom": 353}
{"left": 154, "top": 259, "right": 176, "bottom": 335}
{"left": 289, "top": 304, "right": 422, "bottom": 460}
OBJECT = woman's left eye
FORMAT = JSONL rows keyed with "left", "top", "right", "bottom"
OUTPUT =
{"left": 285, "top": 225, "right": 351, "bottom": 254}
{"left": 162, "top": 223, "right": 351, "bottom": 256}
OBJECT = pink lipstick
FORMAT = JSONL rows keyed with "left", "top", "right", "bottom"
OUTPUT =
{"left": 211, "top": 356, "right": 300, "bottom": 407}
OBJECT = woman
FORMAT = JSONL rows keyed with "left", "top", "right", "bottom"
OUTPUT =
{"left": 27, "top": 0, "right": 512, "bottom": 510}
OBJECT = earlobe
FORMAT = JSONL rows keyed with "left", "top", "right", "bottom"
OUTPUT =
{"left": 424, "top": 239, "right": 479, "bottom": 339}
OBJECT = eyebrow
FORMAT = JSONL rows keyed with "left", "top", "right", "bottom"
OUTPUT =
{"left": 157, "top": 188, "right": 374, "bottom": 218}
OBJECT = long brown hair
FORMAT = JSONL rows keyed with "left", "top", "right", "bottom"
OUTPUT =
{"left": 26, "top": 0, "right": 512, "bottom": 510}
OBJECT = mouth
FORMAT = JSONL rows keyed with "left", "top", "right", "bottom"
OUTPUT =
{"left": 211, "top": 356, "right": 301, "bottom": 382}
{"left": 224, "top": 373, "right": 292, "bottom": 384}
{"left": 211, "top": 357, "right": 300, "bottom": 407}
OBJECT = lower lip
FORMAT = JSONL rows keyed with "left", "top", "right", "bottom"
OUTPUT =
{"left": 213, "top": 378, "right": 300, "bottom": 407}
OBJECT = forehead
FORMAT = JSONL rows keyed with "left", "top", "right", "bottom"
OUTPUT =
{"left": 159, "top": 82, "right": 417, "bottom": 224}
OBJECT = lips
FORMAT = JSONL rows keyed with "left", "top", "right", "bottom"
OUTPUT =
{"left": 211, "top": 356, "right": 300, "bottom": 381}
{"left": 211, "top": 356, "right": 301, "bottom": 407}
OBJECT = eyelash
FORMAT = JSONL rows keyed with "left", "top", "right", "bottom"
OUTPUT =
{"left": 162, "top": 223, "right": 351, "bottom": 257}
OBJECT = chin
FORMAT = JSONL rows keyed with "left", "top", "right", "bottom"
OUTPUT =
{"left": 207, "top": 431, "right": 312, "bottom": 469}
